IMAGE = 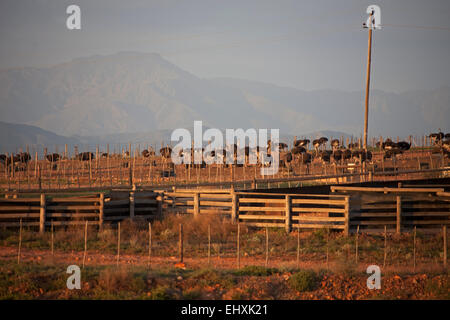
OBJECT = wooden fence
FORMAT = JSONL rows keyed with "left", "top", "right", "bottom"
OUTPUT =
{"left": 103, "top": 190, "right": 162, "bottom": 223}
{"left": 0, "top": 192, "right": 104, "bottom": 230}
{"left": 1, "top": 184, "right": 448, "bottom": 235}
{"left": 331, "top": 185, "right": 450, "bottom": 233}
{"left": 235, "top": 192, "right": 349, "bottom": 233}
{"left": 162, "top": 189, "right": 350, "bottom": 234}
{"left": 163, "top": 189, "right": 232, "bottom": 217}
{"left": 0, "top": 190, "right": 162, "bottom": 231}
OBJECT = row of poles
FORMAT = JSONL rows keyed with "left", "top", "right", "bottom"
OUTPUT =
{"left": 3, "top": 132, "right": 438, "bottom": 158}
{"left": 2, "top": 136, "right": 442, "bottom": 191}
{"left": 16, "top": 219, "right": 447, "bottom": 271}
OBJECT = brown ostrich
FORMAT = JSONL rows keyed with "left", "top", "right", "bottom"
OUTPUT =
{"left": 46, "top": 153, "right": 60, "bottom": 162}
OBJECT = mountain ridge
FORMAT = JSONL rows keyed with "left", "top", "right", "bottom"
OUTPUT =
{"left": 0, "top": 121, "right": 355, "bottom": 154}
{"left": 0, "top": 52, "right": 449, "bottom": 139}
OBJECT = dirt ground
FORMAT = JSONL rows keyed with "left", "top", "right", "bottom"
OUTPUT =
{"left": 1, "top": 245, "right": 448, "bottom": 300}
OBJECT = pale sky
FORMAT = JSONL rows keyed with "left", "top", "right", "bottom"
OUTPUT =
{"left": 1, "top": 0, "right": 450, "bottom": 92}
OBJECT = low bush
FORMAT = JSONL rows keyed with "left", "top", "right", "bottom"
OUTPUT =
{"left": 288, "top": 270, "right": 318, "bottom": 292}
{"left": 234, "top": 265, "right": 278, "bottom": 277}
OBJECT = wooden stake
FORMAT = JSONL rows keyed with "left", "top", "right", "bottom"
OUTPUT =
{"left": 355, "top": 225, "right": 359, "bottom": 264}
{"left": 326, "top": 227, "right": 329, "bottom": 270}
{"left": 413, "top": 226, "right": 416, "bottom": 272}
{"left": 383, "top": 225, "right": 387, "bottom": 268}
{"left": 18, "top": 218, "right": 22, "bottom": 264}
{"left": 117, "top": 222, "right": 120, "bottom": 266}
{"left": 265, "top": 227, "right": 269, "bottom": 268}
{"left": 444, "top": 225, "right": 447, "bottom": 268}
{"left": 82, "top": 221, "right": 88, "bottom": 268}
{"left": 179, "top": 223, "right": 183, "bottom": 263}
{"left": 208, "top": 224, "right": 211, "bottom": 266}
{"left": 148, "top": 222, "right": 152, "bottom": 267}
{"left": 297, "top": 225, "right": 300, "bottom": 269}
{"left": 237, "top": 223, "right": 240, "bottom": 269}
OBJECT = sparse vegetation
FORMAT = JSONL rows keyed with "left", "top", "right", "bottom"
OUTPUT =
{"left": 234, "top": 265, "right": 278, "bottom": 277}
{"left": 289, "top": 270, "right": 319, "bottom": 292}
{"left": 0, "top": 212, "right": 448, "bottom": 300}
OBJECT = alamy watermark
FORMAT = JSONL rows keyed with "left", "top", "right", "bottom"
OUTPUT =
{"left": 170, "top": 121, "right": 280, "bottom": 175}
{"left": 366, "top": 265, "right": 381, "bottom": 289}
{"left": 66, "top": 265, "right": 81, "bottom": 290}
{"left": 66, "top": 5, "right": 81, "bottom": 30}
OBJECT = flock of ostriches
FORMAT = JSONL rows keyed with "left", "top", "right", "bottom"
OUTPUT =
{"left": 1, "top": 132, "right": 449, "bottom": 171}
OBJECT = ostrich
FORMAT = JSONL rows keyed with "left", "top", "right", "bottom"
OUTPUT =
{"left": 159, "top": 146, "right": 172, "bottom": 159}
{"left": 291, "top": 146, "right": 306, "bottom": 155}
{"left": 280, "top": 151, "right": 293, "bottom": 168}
{"left": 294, "top": 139, "right": 310, "bottom": 148}
{"left": 299, "top": 152, "right": 312, "bottom": 165}
{"left": 75, "top": 152, "right": 94, "bottom": 161}
{"left": 430, "top": 131, "right": 445, "bottom": 145}
{"left": 317, "top": 150, "right": 331, "bottom": 163}
{"left": 381, "top": 138, "right": 396, "bottom": 150}
{"left": 397, "top": 141, "right": 411, "bottom": 151}
{"left": 312, "top": 137, "right": 328, "bottom": 155}
{"left": 348, "top": 142, "right": 360, "bottom": 150}
{"left": 142, "top": 148, "right": 155, "bottom": 158}
{"left": 383, "top": 148, "right": 402, "bottom": 160}
{"left": 331, "top": 139, "right": 340, "bottom": 150}
{"left": 332, "top": 149, "right": 343, "bottom": 162}
{"left": 46, "top": 153, "right": 60, "bottom": 162}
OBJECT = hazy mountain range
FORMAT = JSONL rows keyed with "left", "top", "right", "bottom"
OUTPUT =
{"left": 0, "top": 51, "right": 449, "bottom": 152}
{"left": 0, "top": 120, "right": 350, "bottom": 154}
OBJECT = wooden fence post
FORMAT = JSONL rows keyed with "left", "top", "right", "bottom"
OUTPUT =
{"left": 208, "top": 224, "right": 211, "bottom": 266}
{"left": 179, "top": 223, "right": 183, "bottom": 263}
{"left": 129, "top": 189, "right": 135, "bottom": 220}
{"left": 39, "top": 193, "right": 46, "bottom": 234}
{"left": 413, "top": 226, "right": 416, "bottom": 272}
{"left": 236, "top": 223, "right": 240, "bottom": 269}
{"left": 99, "top": 193, "right": 104, "bottom": 228}
{"left": 83, "top": 221, "right": 88, "bottom": 268}
{"left": 194, "top": 192, "right": 200, "bottom": 218}
{"left": 231, "top": 191, "right": 238, "bottom": 224}
{"left": 117, "top": 222, "right": 120, "bottom": 266}
{"left": 396, "top": 195, "right": 402, "bottom": 234}
{"left": 444, "top": 225, "right": 447, "bottom": 268}
{"left": 383, "top": 225, "right": 387, "bottom": 268}
{"left": 265, "top": 227, "right": 269, "bottom": 268}
{"left": 148, "top": 222, "right": 152, "bottom": 267}
{"left": 285, "top": 195, "right": 291, "bottom": 233}
{"left": 296, "top": 225, "right": 300, "bottom": 269}
{"left": 344, "top": 196, "right": 350, "bottom": 236}
{"left": 326, "top": 227, "right": 329, "bottom": 270}
{"left": 355, "top": 225, "right": 359, "bottom": 263}
{"left": 18, "top": 218, "right": 22, "bottom": 264}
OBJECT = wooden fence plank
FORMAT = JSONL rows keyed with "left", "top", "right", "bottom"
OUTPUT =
{"left": 291, "top": 207, "right": 345, "bottom": 214}
{"left": 238, "top": 215, "right": 285, "bottom": 220}
{"left": 292, "top": 216, "right": 345, "bottom": 222}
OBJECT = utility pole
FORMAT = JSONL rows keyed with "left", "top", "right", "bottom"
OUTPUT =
{"left": 363, "top": 11, "right": 374, "bottom": 151}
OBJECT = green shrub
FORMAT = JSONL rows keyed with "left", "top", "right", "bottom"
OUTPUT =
{"left": 234, "top": 265, "right": 277, "bottom": 277}
{"left": 151, "top": 285, "right": 174, "bottom": 300}
{"left": 189, "top": 268, "right": 236, "bottom": 289}
{"left": 183, "top": 288, "right": 203, "bottom": 300}
{"left": 289, "top": 270, "right": 318, "bottom": 292}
